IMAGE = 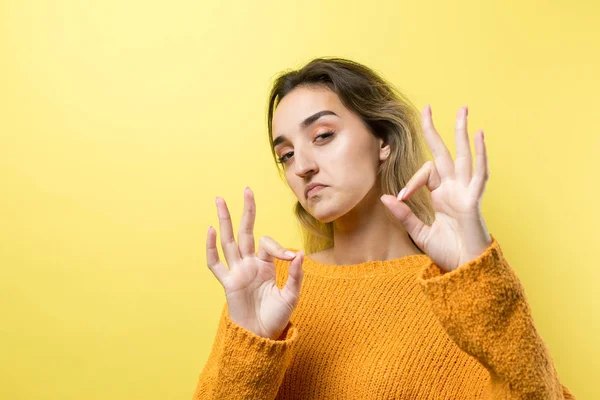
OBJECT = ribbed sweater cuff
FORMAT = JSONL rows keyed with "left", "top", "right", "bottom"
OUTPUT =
{"left": 416, "top": 234, "right": 564, "bottom": 397}
{"left": 213, "top": 314, "right": 298, "bottom": 398}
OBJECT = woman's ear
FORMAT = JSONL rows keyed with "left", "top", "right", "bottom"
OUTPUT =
{"left": 379, "top": 139, "right": 391, "bottom": 161}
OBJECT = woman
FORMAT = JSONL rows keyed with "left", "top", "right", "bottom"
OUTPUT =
{"left": 193, "top": 57, "right": 574, "bottom": 399}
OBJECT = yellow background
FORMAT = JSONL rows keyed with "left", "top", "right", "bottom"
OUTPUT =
{"left": 1, "top": 0, "right": 597, "bottom": 398}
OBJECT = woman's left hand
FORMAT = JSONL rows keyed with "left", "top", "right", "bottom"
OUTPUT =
{"left": 380, "top": 105, "right": 493, "bottom": 273}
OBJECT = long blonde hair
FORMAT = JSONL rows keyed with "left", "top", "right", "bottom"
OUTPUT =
{"left": 266, "top": 57, "right": 435, "bottom": 255}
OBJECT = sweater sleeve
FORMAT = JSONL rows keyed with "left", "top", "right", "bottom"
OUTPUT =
{"left": 417, "top": 234, "right": 575, "bottom": 399}
{"left": 191, "top": 301, "right": 298, "bottom": 400}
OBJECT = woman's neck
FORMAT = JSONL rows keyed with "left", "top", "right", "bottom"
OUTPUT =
{"left": 325, "top": 192, "right": 423, "bottom": 266}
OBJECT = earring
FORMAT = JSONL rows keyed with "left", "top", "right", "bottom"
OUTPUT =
{"left": 384, "top": 151, "right": 389, "bottom": 156}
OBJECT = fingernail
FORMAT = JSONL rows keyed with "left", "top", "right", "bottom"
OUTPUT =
{"left": 397, "top": 188, "right": 407, "bottom": 201}
{"left": 465, "top": 106, "right": 468, "bottom": 116}
{"left": 285, "top": 251, "right": 296, "bottom": 258}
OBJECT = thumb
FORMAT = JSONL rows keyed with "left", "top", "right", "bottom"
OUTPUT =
{"left": 256, "top": 236, "right": 295, "bottom": 263}
{"left": 281, "top": 251, "right": 304, "bottom": 304}
{"left": 380, "top": 194, "right": 429, "bottom": 247}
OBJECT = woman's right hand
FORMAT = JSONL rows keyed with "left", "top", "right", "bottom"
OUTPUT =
{"left": 206, "top": 187, "right": 305, "bottom": 340}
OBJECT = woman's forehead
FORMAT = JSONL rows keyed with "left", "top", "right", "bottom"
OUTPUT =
{"left": 273, "top": 88, "right": 344, "bottom": 136}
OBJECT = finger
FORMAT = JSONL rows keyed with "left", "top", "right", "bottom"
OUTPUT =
{"left": 380, "top": 197, "right": 430, "bottom": 249}
{"left": 421, "top": 104, "right": 455, "bottom": 180}
{"left": 281, "top": 251, "right": 304, "bottom": 304}
{"left": 206, "top": 226, "right": 229, "bottom": 285}
{"left": 215, "top": 197, "right": 241, "bottom": 267}
{"left": 257, "top": 236, "right": 297, "bottom": 263}
{"left": 237, "top": 187, "right": 257, "bottom": 258}
{"left": 454, "top": 106, "right": 473, "bottom": 186}
{"left": 397, "top": 161, "right": 441, "bottom": 201}
{"left": 470, "top": 130, "right": 489, "bottom": 200}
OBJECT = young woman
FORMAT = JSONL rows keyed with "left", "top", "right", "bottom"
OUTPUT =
{"left": 193, "top": 58, "right": 575, "bottom": 399}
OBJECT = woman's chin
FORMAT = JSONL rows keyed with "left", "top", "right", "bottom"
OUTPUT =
{"left": 308, "top": 203, "right": 346, "bottom": 223}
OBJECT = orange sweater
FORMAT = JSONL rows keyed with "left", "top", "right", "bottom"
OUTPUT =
{"left": 192, "top": 234, "right": 575, "bottom": 399}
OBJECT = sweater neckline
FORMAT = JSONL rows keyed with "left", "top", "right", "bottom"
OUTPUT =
{"left": 301, "top": 252, "right": 431, "bottom": 278}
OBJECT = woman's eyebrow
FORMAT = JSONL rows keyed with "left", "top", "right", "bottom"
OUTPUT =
{"left": 273, "top": 110, "right": 338, "bottom": 149}
{"left": 300, "top": 110, "right": 338, "bottom": 129}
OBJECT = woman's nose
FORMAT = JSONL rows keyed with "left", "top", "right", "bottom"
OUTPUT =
{"left": 293, "top": 149, "right": 318, "bottom": 177}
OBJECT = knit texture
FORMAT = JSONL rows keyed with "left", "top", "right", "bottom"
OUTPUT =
{"left": 192, "top": 234, "right": 575, "bottom": 399}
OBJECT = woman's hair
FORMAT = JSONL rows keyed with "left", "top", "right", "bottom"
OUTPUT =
{"left": 266, "top": 57, "right": 435, "bottom": 255}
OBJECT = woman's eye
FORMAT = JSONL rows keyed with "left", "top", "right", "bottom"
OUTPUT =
{"left": 316, "top": 132, "right": 334, "bottom": 141}
{"left": 277, "top": 131, "right": 334, "bottom": 164}
{"left": 278, "top": 152, "right": 293, "bottom": 164}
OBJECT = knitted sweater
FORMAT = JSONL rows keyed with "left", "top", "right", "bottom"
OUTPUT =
{"left": 192, "top": 234, "right": 575, "bottom": 399}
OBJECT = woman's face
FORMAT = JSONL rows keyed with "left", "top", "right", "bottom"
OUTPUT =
{"left": 272, "top": 86, "right": 387, "bottom": 223}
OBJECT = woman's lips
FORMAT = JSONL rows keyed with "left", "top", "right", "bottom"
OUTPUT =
{"left": 307, "top": 185, "right": 327, "bottom": 198}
